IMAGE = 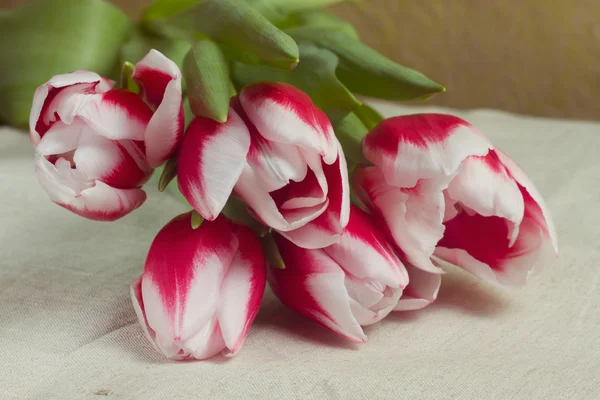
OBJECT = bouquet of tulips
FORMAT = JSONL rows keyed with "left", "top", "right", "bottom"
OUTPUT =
{"left": 15, "top": 0, "right": 557, "bottom": 360}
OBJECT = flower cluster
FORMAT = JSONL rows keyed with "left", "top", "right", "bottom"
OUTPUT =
{"left": 30, "top": 50, "right": 557, "bottom": 360}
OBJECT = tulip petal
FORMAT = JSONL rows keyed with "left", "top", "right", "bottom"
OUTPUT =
{"left": 130, "top": 276, "right": 161, "bottom": 354}
{"left": 234, "top": 98, "right": 309, "bottom": 192}
{"left": 236, "top": 165, "right": 328, "bottom": 232}
{"left": 35, "top": 120, "right": 84, "bottom": 156}
{"left": 77, "top": 89, "right": 153, "bottom": 141}
{"left": 363, "top": 114, "right": 492, "bottom": 188}
{"left": 36, "top": 155, "right": 145, "bottom": 220}
{"left": 353, "top": 166, "right": 445, "bottom": 273}
{"left": 73, "top": 131, "right": 150, "bottom": 189}
{"left": 133, "top": 50, "right": 184, "bottom": 167}
{"left": 239, "top": 82, "right": 337, "bottom": 164}
{"left": 280, "top": 147, "right": 349, "bottom": 249}
{"left": 144, "top": 79, "right": 184, "bottom": 168}
{"left": 178, "top": 109, "right": 251, "bottom": 220}
{"left": 447, "top": 151, "right": 524, "bottom": 245}
{"left": 142, "top": 214, "right": 238, "bottom": 345}
{"left": 436, "top": 212, "right": 553, "bottom": 287}
{"left": 324, "top": 206, "right": 408, "bottom": 289}
{"left": 182, "top": 316, "right": 226, "bottom": 361}
{"left": 496, "top": 149, "right": 558, "bottom": 253}
{"left": 394, "top": 263, "right": 441, "bottom": 311}
{"left": 30, "top": 71, "right": 113, "bottom": 145}
{"left": 270, "top": 235, "right": 367, "bottom": 342}
{"left": 133, "top": 49, "right": 181, "bottom": 110}
{"left": 218, "top": 226, "right": 267, "bottom": 356}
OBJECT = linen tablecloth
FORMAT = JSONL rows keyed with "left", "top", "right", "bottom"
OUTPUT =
{"left": 1, "top": 103, "right": 599, "bottom": 399}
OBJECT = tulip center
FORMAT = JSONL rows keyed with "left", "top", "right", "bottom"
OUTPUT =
{"left": 47, "top": 150, "right": 77, "bottom": 169}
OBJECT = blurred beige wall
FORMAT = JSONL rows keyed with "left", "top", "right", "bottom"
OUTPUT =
{"left": 2, "top": 0, "right": 599, "bottom": 120}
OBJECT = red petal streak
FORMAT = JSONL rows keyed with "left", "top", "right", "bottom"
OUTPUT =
{"left": 101, "top": 141, "right": 151, "bottom": 188}
{"left": 143, "top": 214, "right": 236, "bottom": 317}
{"left": 101, "top": 90, "right": 154, "bottom": 124}
{"left": 134, "top": 67, "right": 172, "bottom": 109}
{"left": 218, "top": 225, "right": 267, "bottom": 355}
{"left": 439, "top": 213, "right": 511, "bottom": 271}
{"left": 269, "top": 234, "right": 366, "bottom": 342}
{"left": 34, "top": 86, "right": 62, "bottom": 137}
{"left": 269, "top": 168, "right": 323, "bottom": 209}
{"left": 239, "top": 82, "right": 336, "bottom": 163}
{"left": 177, "top": 110, "right": 250, "bottom": 220}
{"left": 367, "top": 114, "right": 469, "bottom": 151}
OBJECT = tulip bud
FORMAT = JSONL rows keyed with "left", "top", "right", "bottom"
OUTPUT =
{"left": 30, "top": 50, "right": 184, "bottom": 221}
{"left": 130, "top": 212, "right": 267, "bottom": 360}
{"left": 268, "top": 205, "right": 408, "bottom": 342}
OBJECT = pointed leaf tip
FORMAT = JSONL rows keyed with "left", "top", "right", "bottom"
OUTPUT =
{"left": 191, "top": 210, "right": 204, "bottom": 229}
{"left": 144, "top": 0, "right": 299, "bottom": 70}
{"left": 158, "top": 158, "right": 178, "bottom": 192}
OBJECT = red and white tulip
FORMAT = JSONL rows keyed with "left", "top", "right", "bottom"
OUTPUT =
{"left": 354, "top": 114, "right": 557, "bottom": 287}
{"left": 130, "top": 212, "right": 266, "bottom": 360}
{"left": 177, "top": 82, "right": 349, "bottom": 249}
{"left": 268, "top": 205, "right": 408, "bottom": 342}
{"left": 30, "top": 50, "right": 184, "bottom": 221}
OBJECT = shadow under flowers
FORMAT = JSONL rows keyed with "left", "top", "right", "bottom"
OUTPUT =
{"left": 432, "top": 265, "right": 513, "bottom": 317}
{"left": 252, "top": 288, "right": 362, "bottom": 351}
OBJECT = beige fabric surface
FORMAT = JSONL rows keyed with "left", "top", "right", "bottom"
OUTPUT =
{"left": 1, "top": 104, "right": 599, "bottom": 399}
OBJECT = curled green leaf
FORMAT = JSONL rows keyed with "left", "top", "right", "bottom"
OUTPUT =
{"left": 285, "top": 10, "right": 360, "bottom": 39}
{"left": 183, "top": 40, "right": 230, "bottom": 122}
{"left": 243, "top": 0, "right": 350, "bottom": 24}
{"left": 143, "top": 0, "right": 299, "bottom": 70}
{"left": 286, "top": 26, "right": 445, "bottom": 101}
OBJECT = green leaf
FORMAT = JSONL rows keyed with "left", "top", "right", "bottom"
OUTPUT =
{"left": 285, "top": 26, "right": 445, "bottom": 101}
{"left": 142, "top": 0, "right": 299, "bottom": 70}
{"left": 183, "top": 40, "right": 230, "bottom": 122}
{"left": 141, "top": 0, "right": 198, "bottom": 20}
{"left": 354, "top": 103, "right": 384, "bottom": 130}
{"left": 158, "top": 158, "right": 178, "bottom": 192}
{"left": 232, "top": 41, "right": 361, "bottom": 123}
{"left": 191, "top": 210, "right": 204, "bottom": 229}
{"left": 0, "top": 0, "right": 131, "bottom": 127}
{"left": 260, "top": 233, "right": 285, "bottom": 269}
{"left": 119, "top": 62, "right": 138, "bottom": 92}
{"left": 120, "top": 29, "right": 191, "bottom": 72}
{"left": 334, "top": 112, "right": 369, "bottom": 164}
{"left": 284, "top": 10, "right": 359, "bottom": 39}
{"left": 221, "top": 196, "right": 267, "bottom": 235}
{"left": 242, "top": 0, "right": 350, "bottom": 24}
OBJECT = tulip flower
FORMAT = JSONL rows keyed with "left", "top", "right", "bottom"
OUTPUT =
{"left": 130, "top": 212, "right": 266, "bottom": 360}
{"left": 268, "top": 205, "right": 407, "bottom": 342}
{"left": 177, "top": 82, "right": 350, "bottom": 249}
{"left": 393, "top": 263, "right": 441, "bottom": 311}
{"left": 354, "top": 114, "right": 557, "bottom": 287}
{"left": 30, "top": 49, "right": 184, "bottom": 221}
